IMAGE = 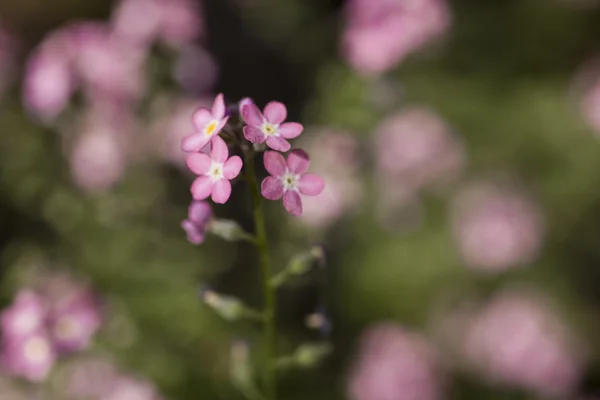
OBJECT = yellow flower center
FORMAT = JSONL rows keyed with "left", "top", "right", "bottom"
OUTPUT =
{"left": 55, "top": 316, "right": 80, "bottom": 339}
{"left": 205, "top": 121, "right": 218, "bottom": 137}
{"left": 208, "top": 162, "right": 224, "bottom": 181}
{"left": 261, "top": 123, "right": 277, "bottom": 136}
{"left": 24, "top": 337, "right": 50, "bottom": 363}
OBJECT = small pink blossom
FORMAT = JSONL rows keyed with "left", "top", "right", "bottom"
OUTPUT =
{"left": 261, "top": 150, "right": 325, "bottom": 216}
{"left": 348, "top": 323, "right": 444, "bottom": 400}
{"left": 186, "top": 135, "right": 242, "bottom": 203}
{"left": 241, "top": 100, "right": 304, "bottom": 152}
{"left": 173, "top": 45, "right": 218, "bottom": 95}
{"left": 102, "top": 375, "right": 159, "bottom": 400}
{"left": 181, "top": 93, "right": 229, "bottom": 152}
{"left": 1, "top": 290, "right": 45, "bottom": 340}
{"left": 181, "top": 200, "right": 213, "bottom": 244}
{"left": 1, "top": 334, "right": 56, "bottom": 382}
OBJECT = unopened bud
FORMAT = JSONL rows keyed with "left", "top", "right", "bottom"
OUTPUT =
{"left": 208, "top": 219, "right": 255, "bottom": 243}
{"left": 293, "top": 342, "right": 332, "bottom": 368}
{"left": 200, "top": 288, "right": 245, "bottom": 321}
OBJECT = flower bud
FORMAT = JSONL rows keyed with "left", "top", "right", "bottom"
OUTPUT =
{"left": 208, "top": 219, "right": 255, "bottom": 243}
{"left": 292, "top": 342, "right": 332, "bottom": 368}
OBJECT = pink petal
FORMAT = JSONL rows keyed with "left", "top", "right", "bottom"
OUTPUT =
{"left": 188, "top": 201, "right": 212, "bottom": 222}
{"left": 298, "top": 174, "right": 325, "bottom": 196}
{"left": 283, "top": 190, "right": 302, "bottom": 216}
{"left": 278, "top": 122, "right": 303, "bottom": 139}
{"left": 182, "top": 132, "right": 211, "bottom": 152}
{"left": 215, "top": 116, "right": 229, "bottom": 134}
{"left": 241, "top": 103, "right": 264, "bottom": 126}
{"left": 223, "top": 156, "right": 243, "bottom": 179}
{"left": 263, "top": 101, "right": 287, "bottom": 124}
{"left": 186, "top": 153, "right": 211, "bottom": 175}
{"left": 209, "top": 135, "right": 229, "bottom": 163}
{"left": 212, "top": 93, "right": 226, "bottom": 119}
{"left": 192, "top": 108, "right": 212, "bottom": 130}
{"left": 286, "top": 149, "right": 310, "bottom": 174}
{"left": 266, "top": 136, "right": 291, "bottom": 152}
{"left": 243, "top": 125, "right": 266, "bottom": 143}
{"left": 212, "top": 179, "right": 232, "bottom": 203}
{"left": 261, "top": 176, "right": 284, "bottom": 200}
{"left": 263, "top": 151, "right": 287, "bottom": 177}
{"left": 191, "top": 176, "right": 214, "bottom": 200}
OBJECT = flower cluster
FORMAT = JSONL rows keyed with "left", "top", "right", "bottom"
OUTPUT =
{"left": 0, "top": 286, "right": 102, "bottom": 381}
{"left": 180, "top": 94, "right": 325, "bottom": 242}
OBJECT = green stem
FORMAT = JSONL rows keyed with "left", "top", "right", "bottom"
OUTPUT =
{"left": 246, "top": 152, "right": 277, "bottom": 400}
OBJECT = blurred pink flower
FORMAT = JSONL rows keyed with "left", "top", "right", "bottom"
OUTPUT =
{"left": 348, "top": 323, "right": 444, "bottom": 400}
{"left": 375, "top": 107, "right": 464, "bottom": 194}
{"left": 102, "top": 375, "right": 159, "bottom": 400}
{"left": 49, "top": 290, "right": 102, "bottom": 353}
{"left": 1, "top": 290, "right": 45, "bottom": 340}
{"left": 157, "top": 0, "right": 204, "bottom": 49}
{"left": 261, "top": 150, "right": 325, "bottom": 216}
{"left": 1, "top": 334, "right": 55, "bottom": 382}
{"left": 59, "top": 356, "right": 119, "bottom": 399}
{"left": 173, "top": 45, "right": 218, "bottom": 95}
{"left": 181, "top": 200, "right": 213, "bottom": 244}
{"left": 186, "top": 135, "right": 243, "bottom": 203}
{"left": 461, "top": 289, "right": 586, "bottom": 398}
{"left": 181, "top": 93, "right": 229, "bottom": 152}
{"left": 295, "top": 130, "right": 362, "bottom": 228}
{"left": 342, "top": 0, "right": 451, "bottom": 76}
{"left": 241, "top": 100, "right": 304, "bottom": 152}
{"left": 451, "top": 182, "right": 544, "bottom": 272}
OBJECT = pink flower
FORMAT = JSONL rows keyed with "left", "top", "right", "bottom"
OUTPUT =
{"left": 181, "top": 201, "right": 213, "bottom": 244}
{"left": 261, "top": 150, "right": 325, "bottom": 216}
{"left": 48, "top": 290, "right": 102, "bottom": 353}
{"left": 181, "top": 93, "right": 229, "bottom": 152}
{"left": 241, "top": 101, "right": 304, "bottom": 152}
{"left": 1, "top": 290, "right": 45, "bottom": 340}
{"left": 348, "top": 323, "right": 444, "bottom": 400}
{"left": 173, "top": 45, "right": 218, "bottom": 95}
{"left": 1, "top": 334, "right": 56, "bottom": 382}
{"left": 102, "top": 375, "right": 158, "bottom": 400}
{"left": 186, "top": 135, "right": 242, "bottom": 203}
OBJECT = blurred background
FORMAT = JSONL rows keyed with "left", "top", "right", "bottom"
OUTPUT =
{"left": 2, "top": 0, "right": 600, "bottom": 398}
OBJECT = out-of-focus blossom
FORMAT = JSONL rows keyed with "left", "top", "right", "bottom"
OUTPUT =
{"left": 342, "top": 0, "right": 451, "bottom": 76}
{"left": 347, "top": 323, "right": 444, "bottom": 400}
{"left": 23, "top": 32, "right": 75, "bottom": 122}
{"left": 460, "top": 289, "right": 586, "bottom": 398}
{"left": 181, "top": 200, "right": 213, "bottom": 244}
{"left": 69, "top": 110, "right": 130, "bottom": 194}
{"left": 451, "top": 182, "right": 544, "bottom": 272}
{"left": 1, "top": 334, "right": 56, "bottom": 382}
{"left": 375, "top": 107, "right": 464, "bottom": 194}
{"left": 241, "top": 100, "right": 304, "bottom": 152}
{"left": 182, "top": 93, "right": 229, "bottom": 152}
{"left": 1, "top": 290, "right": 45, "bottom": 340}
{"left": 58, "top": 356, "right": 118, "bottom": 399}
{"left": 111, "top": 0, "right": 203, "bottom": 49}
{"left": 173, "top": 45, "right": 218, "bottom": 95}
{"left": 261, "top": 150, "right": 325, "bottom": 216}
{"left": 581, "top": 75, "right": 600, "bottom": 134}
{"left": 295, "top": 130, "right": 362, "bottom": 228}
{"left": 186, "top": 135, "right": 243, "bottom": 203}
{"left": 102, "top": 375, "right": 159, "bottom": 400}
{"left": 49, "top": 290, "right": 102, "bottom": 353}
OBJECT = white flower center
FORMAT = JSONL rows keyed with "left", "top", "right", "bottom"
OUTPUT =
{"left": 261, "top": 122, "right": 278, "bottom": 137}
{"left": 55, "top": 316, "right": 81, "bottom": 340}
{"left": 281, "top": 170, "right": 299, "bottom": 191}
{"left": 208, "top": 161, "right": 224, "bottom": 181}
{"left": 204, "top": 120, "right": 219, "bottom": 137}
{"left": 24, "top": 336, "right": 50, "bottom": 363}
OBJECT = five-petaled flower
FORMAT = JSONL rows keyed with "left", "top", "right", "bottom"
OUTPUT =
{"left": 241, "top": 101, "right": 304, "bottom": 152}
{"left": 261, "top": 150, "right": 325, "bottom": 216}
{"left": 186, "top": 135, "right": 243, "bottom": 204}
{"left": 181, "top": 201, "right": 213, "bottom": 244}
{"left": 182, "top": 93, "right": 229, "bottom": 152}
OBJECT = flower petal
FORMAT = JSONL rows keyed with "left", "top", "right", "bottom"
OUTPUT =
{"left": 210, "top": 135, "right": 229, "bottom": 163}
{"left": 191, "top": 176, "right": 214, "bottom": 200}
{"left": 278, "top": 122, "right": 303, "bottom": 139}
{"left": 212, "top": 179, "right": 232, "bottom": 204}
{"left": 215, "top": 116, "right": 229, "bottom": 134}
{"left": 212, "top": 93, "right": 226, "bottom": 119}
{"left": 266, "top": 136, "right": 291, "bottom": 152}
{"left": 286, "top": 149, "right": 310, "bottom": 174}
{"left": 186, "top": 153, "right": 211, "bottom": 175}
{"left": 188, "top": 201, "right": 212, "bottom": 223}
{"left": 182, "top": 132, "right": 211, "bottom": 152}
{"left": 263, "top": 101, "right": 287, "bottom": 124}
{"left": 263, "top": 151, "right": 287, "bottom": 177}
{"left": 241, "top": 103, "right": 264, "bottom": 126}
{"left": 223, "top": 156, "right": 243, "bottom": 179}
{"left": 283, "top": 190, "right": 302, "bottom": 216}
{"left": 261, "top": 176, "right": 284, "bottom": 200}
{"left": 298, "top": 174, "right": 325, "bottom": 196}
{"left": 181, "top": 220, "right": 205, "bottom": 245}
{"left": 243, "top": 125, "right": 266, "bottom": 143}
{"left": 192, "top": 108, "right": 212, "bottom": 130}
